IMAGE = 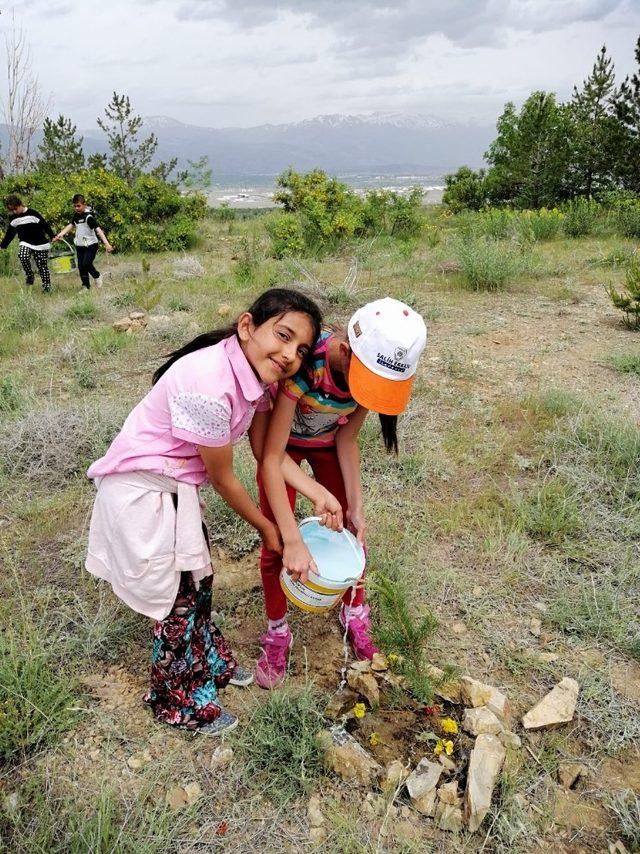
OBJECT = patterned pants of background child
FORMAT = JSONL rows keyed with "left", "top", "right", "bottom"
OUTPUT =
{"left": 18, "top": 245, "right": 51, "bottom": 291}
{"left": 144, "top": 573, "right": 236, "bottom": 728}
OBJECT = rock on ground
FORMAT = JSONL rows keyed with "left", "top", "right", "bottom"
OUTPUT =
{"left": 324, "top": 687, "right": 358, "bottom": 721}
{"left": 347, "top": 670, "right": 380, "bottom": 707}
{"left": 405, "top": 758, "right": 442, "bottom": 816}
{"left": 436, "top": 802, "right": 464, "bottom": 833}
{"left": 460, "top": 677, "right": 510, "bottom": 723}
{"left": 382, "top": 760, "right": 410, "bottom": 790}
{"left": 464, "top": 734, "right": 506, "bottom": 832}
{"left": 462, "top": 706, "right": 504, "bottom": 736}
{"left": 522, "top": 677, "right": 579, "bottom": 730}
{"left": 317, "top": 726, "right": 382, "bottom": 787}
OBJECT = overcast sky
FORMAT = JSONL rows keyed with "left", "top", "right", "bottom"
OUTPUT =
{"left": 5, "top": 0, "right": 640, "bottom": 128}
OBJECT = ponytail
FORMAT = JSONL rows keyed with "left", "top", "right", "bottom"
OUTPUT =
{"left": 379, "top": 414, "right": 398, "bottom": 454}
{"left": 153, "top": 326, "right": 237, "bottom": 385}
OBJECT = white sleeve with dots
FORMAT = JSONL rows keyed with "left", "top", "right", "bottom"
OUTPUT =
{"left": 169, "top": 392, "right": 232, "bottom": 444}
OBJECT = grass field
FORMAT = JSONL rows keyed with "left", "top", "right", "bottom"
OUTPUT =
{"left": 0, "top": 209, "right": 638, "bottom": 852}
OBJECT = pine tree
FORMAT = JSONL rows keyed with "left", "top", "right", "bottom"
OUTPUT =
{"left": 570, "top": 46, "right": 617, "bottom": 198}
{"left": 613, "top": 35, "right": 640, "bottom": 191}
{"left": 485, "top": 92, "right": 572, "bottom": 207}
{"left": 37, "top": 114, "right": 85, "bottom": 174}
{"left": 97, "top": 92, "right": 157, "bottom": 185}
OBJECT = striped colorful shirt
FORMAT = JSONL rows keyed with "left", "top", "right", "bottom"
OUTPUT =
{"left": 282, "top": 331, "right": 358, "bottom": 448}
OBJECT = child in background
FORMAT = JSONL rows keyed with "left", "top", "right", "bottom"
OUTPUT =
{"left": 0, "top": 194, "right": 54, "bottom": 292}
{"left": 257, "top": 297, "right": 427, "bottom": 688}
{"left": 53, "top": 194, "right": 113, "bottom": 288}
{"left": 85, "top": 288, "right": 325, "bottom": 735}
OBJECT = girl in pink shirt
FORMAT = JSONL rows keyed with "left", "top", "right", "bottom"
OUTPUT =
{"left": 86, "top": 288, "right": 326, "bottom": 736}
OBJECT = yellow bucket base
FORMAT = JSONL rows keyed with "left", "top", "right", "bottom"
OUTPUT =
{"left": 280, "top": 574, "right": 346, "bottom": 613}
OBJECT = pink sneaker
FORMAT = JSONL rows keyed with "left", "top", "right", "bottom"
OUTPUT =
{"left": 255, "top": 626, "right": 293, "bottom": 689}
{"left": 339, "top": 604, "right": 378, "bottom": 661}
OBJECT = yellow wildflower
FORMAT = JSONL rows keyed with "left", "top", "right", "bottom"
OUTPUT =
{"left": 444, "top": 740, "right": 455, "bottom": 756}
{"left": 353, "top": 703, "right": 366, "bottom": 720}
{"left": 387, "top": 653, "right": 399, "bottom": 666}
{"left": 433, "top": 740, "right": 444, "bottom": 756}
{"left": 369, "top": 732, "right": 380, "bottom": 746}
{"left": 440, "top": 717, "right": 458, "bottom": 736}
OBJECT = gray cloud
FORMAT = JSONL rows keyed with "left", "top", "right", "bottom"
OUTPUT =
{"left": 174, "top": 0, "right": 626, "bottom": 55}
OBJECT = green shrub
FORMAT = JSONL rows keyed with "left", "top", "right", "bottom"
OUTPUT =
{"left": 0, "top": 168, "right": 206, "bottom": 252}
{"left": 456, "top": 237, "right": 532, "bottom": 291}
{"left": 362, "top": 188, "right": 424, "bottom": 239}
{"left": 88, "top": 327, "right": 131, "bottom": 357}
{"left": 6, "top": 291, "right": 48, "bottom": 333}
{"left": 607, "top": 254, "right": 640, "bottom": 329}
{"left": 443, "top": 166, "right": 488, "bottom": 212}
{"left": 549, "top": 575, "right": 639, "bottom": 661}
{"left": 64, "top": 295, "right": 99, "bottom": 321}
{"left": 0, "top": 625, "right": 78, "bottom": 761}
{"left": 477, "top": 208, "right": 516, "bottom": 239}
{"left": 522, "top": 207, "right": 564, "bottom": 241}
{"left": 609, "top": 192, "right": 640, "bottom": 238}
{"left": 0, "top": 376, "right": 23, "bottom": 413}
{"left": 562, "top": 198, "right": 601, "bottom": 238}
{"left": 609, "top": 351, "right": 640, "bottom": 375}
{"left": 516, "top": 478, "right": 583, "bottom": 545}
{"left": 267, "top": 212, "right": 305, "bottom": 258}
{"left": 236, "top": 684, "right": 324, "bottom": 803}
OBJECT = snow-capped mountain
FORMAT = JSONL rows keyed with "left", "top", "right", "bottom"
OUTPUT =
{"left": 78, "top": 111, "right": 494, "bottom": 177}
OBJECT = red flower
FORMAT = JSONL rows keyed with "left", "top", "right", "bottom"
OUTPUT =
{"left": 163, "top": 617, "right": 189, "bottom": 645}
{"left": 215, "top": 821, "right": 228, "bottom": 836}
{"left": 167, "top": 688, "right": 189, "bottom": 707}
{"left": 198, "top": 704, "right": 221, "bottom": 723}
{"left": 156, "top": 708, "right": 183, "bottom": 725}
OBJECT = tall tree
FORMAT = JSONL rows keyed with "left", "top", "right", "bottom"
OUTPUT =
{"left": 570, "top": 45, "right": 617, "bottom": 197}
{"left": 613, "top": 35, "right": 640, "bottom": 192}
{"left": 97, "top": 92, "right": 157, "bottom": 185}
{"left": 37, "top": 114, "right": 85, "bottom": 174}
{"left": 3, "top": 14, "right": 48, "bottom": 174}
{"left": 485, "top": 92, "right": 572, "bottom": 207}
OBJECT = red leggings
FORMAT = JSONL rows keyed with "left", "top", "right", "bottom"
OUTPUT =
{"left": 258, "top": 445, "right": 365, "bottom": 621}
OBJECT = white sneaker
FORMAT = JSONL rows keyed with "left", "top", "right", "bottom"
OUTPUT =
{"left": 95, "top": 274, "right": 103, "bottom": 288}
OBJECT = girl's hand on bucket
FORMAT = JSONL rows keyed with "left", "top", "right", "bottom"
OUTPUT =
{"left": 314, "top": 488, "right": 343, "bottom": 532}
{"left": 283, "top": 540, "right": 317, "bottom": 584}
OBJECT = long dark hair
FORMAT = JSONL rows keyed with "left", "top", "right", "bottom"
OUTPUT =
{"left": 152, "top": 288, "right": 322, "bottom": 385}
{"left": 380, "top": 414, "right": 398, "bottom": 454}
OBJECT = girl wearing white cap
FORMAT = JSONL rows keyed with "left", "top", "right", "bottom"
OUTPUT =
{"left": 256, "top": 298, "right": 427, "bottom": 688}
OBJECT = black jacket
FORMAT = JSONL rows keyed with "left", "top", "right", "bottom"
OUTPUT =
{"left": 0, "top": 208, "right": 54, "bottom": 249}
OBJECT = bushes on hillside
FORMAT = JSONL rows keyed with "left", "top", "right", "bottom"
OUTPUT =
{"left": 0, "top": 169, "right": 206, "bottom": 252}
{"left": 270, "top": 168, "right": 424, "bottom": 256}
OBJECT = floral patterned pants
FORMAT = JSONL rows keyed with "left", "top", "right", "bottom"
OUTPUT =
{"left": 144, "top": 573, "right": 236, "bottom": 728}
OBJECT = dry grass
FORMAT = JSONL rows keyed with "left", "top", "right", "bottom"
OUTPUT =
{"left": 0, "top": 213, "right": 638, "bottom": 852}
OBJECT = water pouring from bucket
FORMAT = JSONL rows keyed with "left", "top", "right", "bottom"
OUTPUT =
{"left": 280, "top": 517, "right": 366, "bottom": 613}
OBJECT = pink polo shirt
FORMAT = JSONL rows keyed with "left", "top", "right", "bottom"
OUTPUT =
{"left": 88, "top": 335, "right": 270, "bottom": 486}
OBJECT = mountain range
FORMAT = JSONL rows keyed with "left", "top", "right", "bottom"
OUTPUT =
{"left": 3, "top": 112, "right": 495, "bottom": 179}
{"left": 81, "top": 112, "right": 495, "bottom": 179}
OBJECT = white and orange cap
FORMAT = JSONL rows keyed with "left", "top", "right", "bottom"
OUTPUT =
{"left": 347, "top": 297, "right": 427, "bottom": 416}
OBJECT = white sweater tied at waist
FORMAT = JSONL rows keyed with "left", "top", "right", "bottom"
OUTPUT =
{"left": 85, "top": 471, "right": 212, "bottom": 620}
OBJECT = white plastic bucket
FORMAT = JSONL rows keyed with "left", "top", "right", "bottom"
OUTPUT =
{"left": 280, "top": 516, "right": 366, "bottom": 613}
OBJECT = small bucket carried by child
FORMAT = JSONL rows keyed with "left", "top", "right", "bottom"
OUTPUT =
{"left": 280, "top": 516, "right": 366, "bottom": 613}
{"left": 49, "top": 239, "right": 76, "bottom": 274}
